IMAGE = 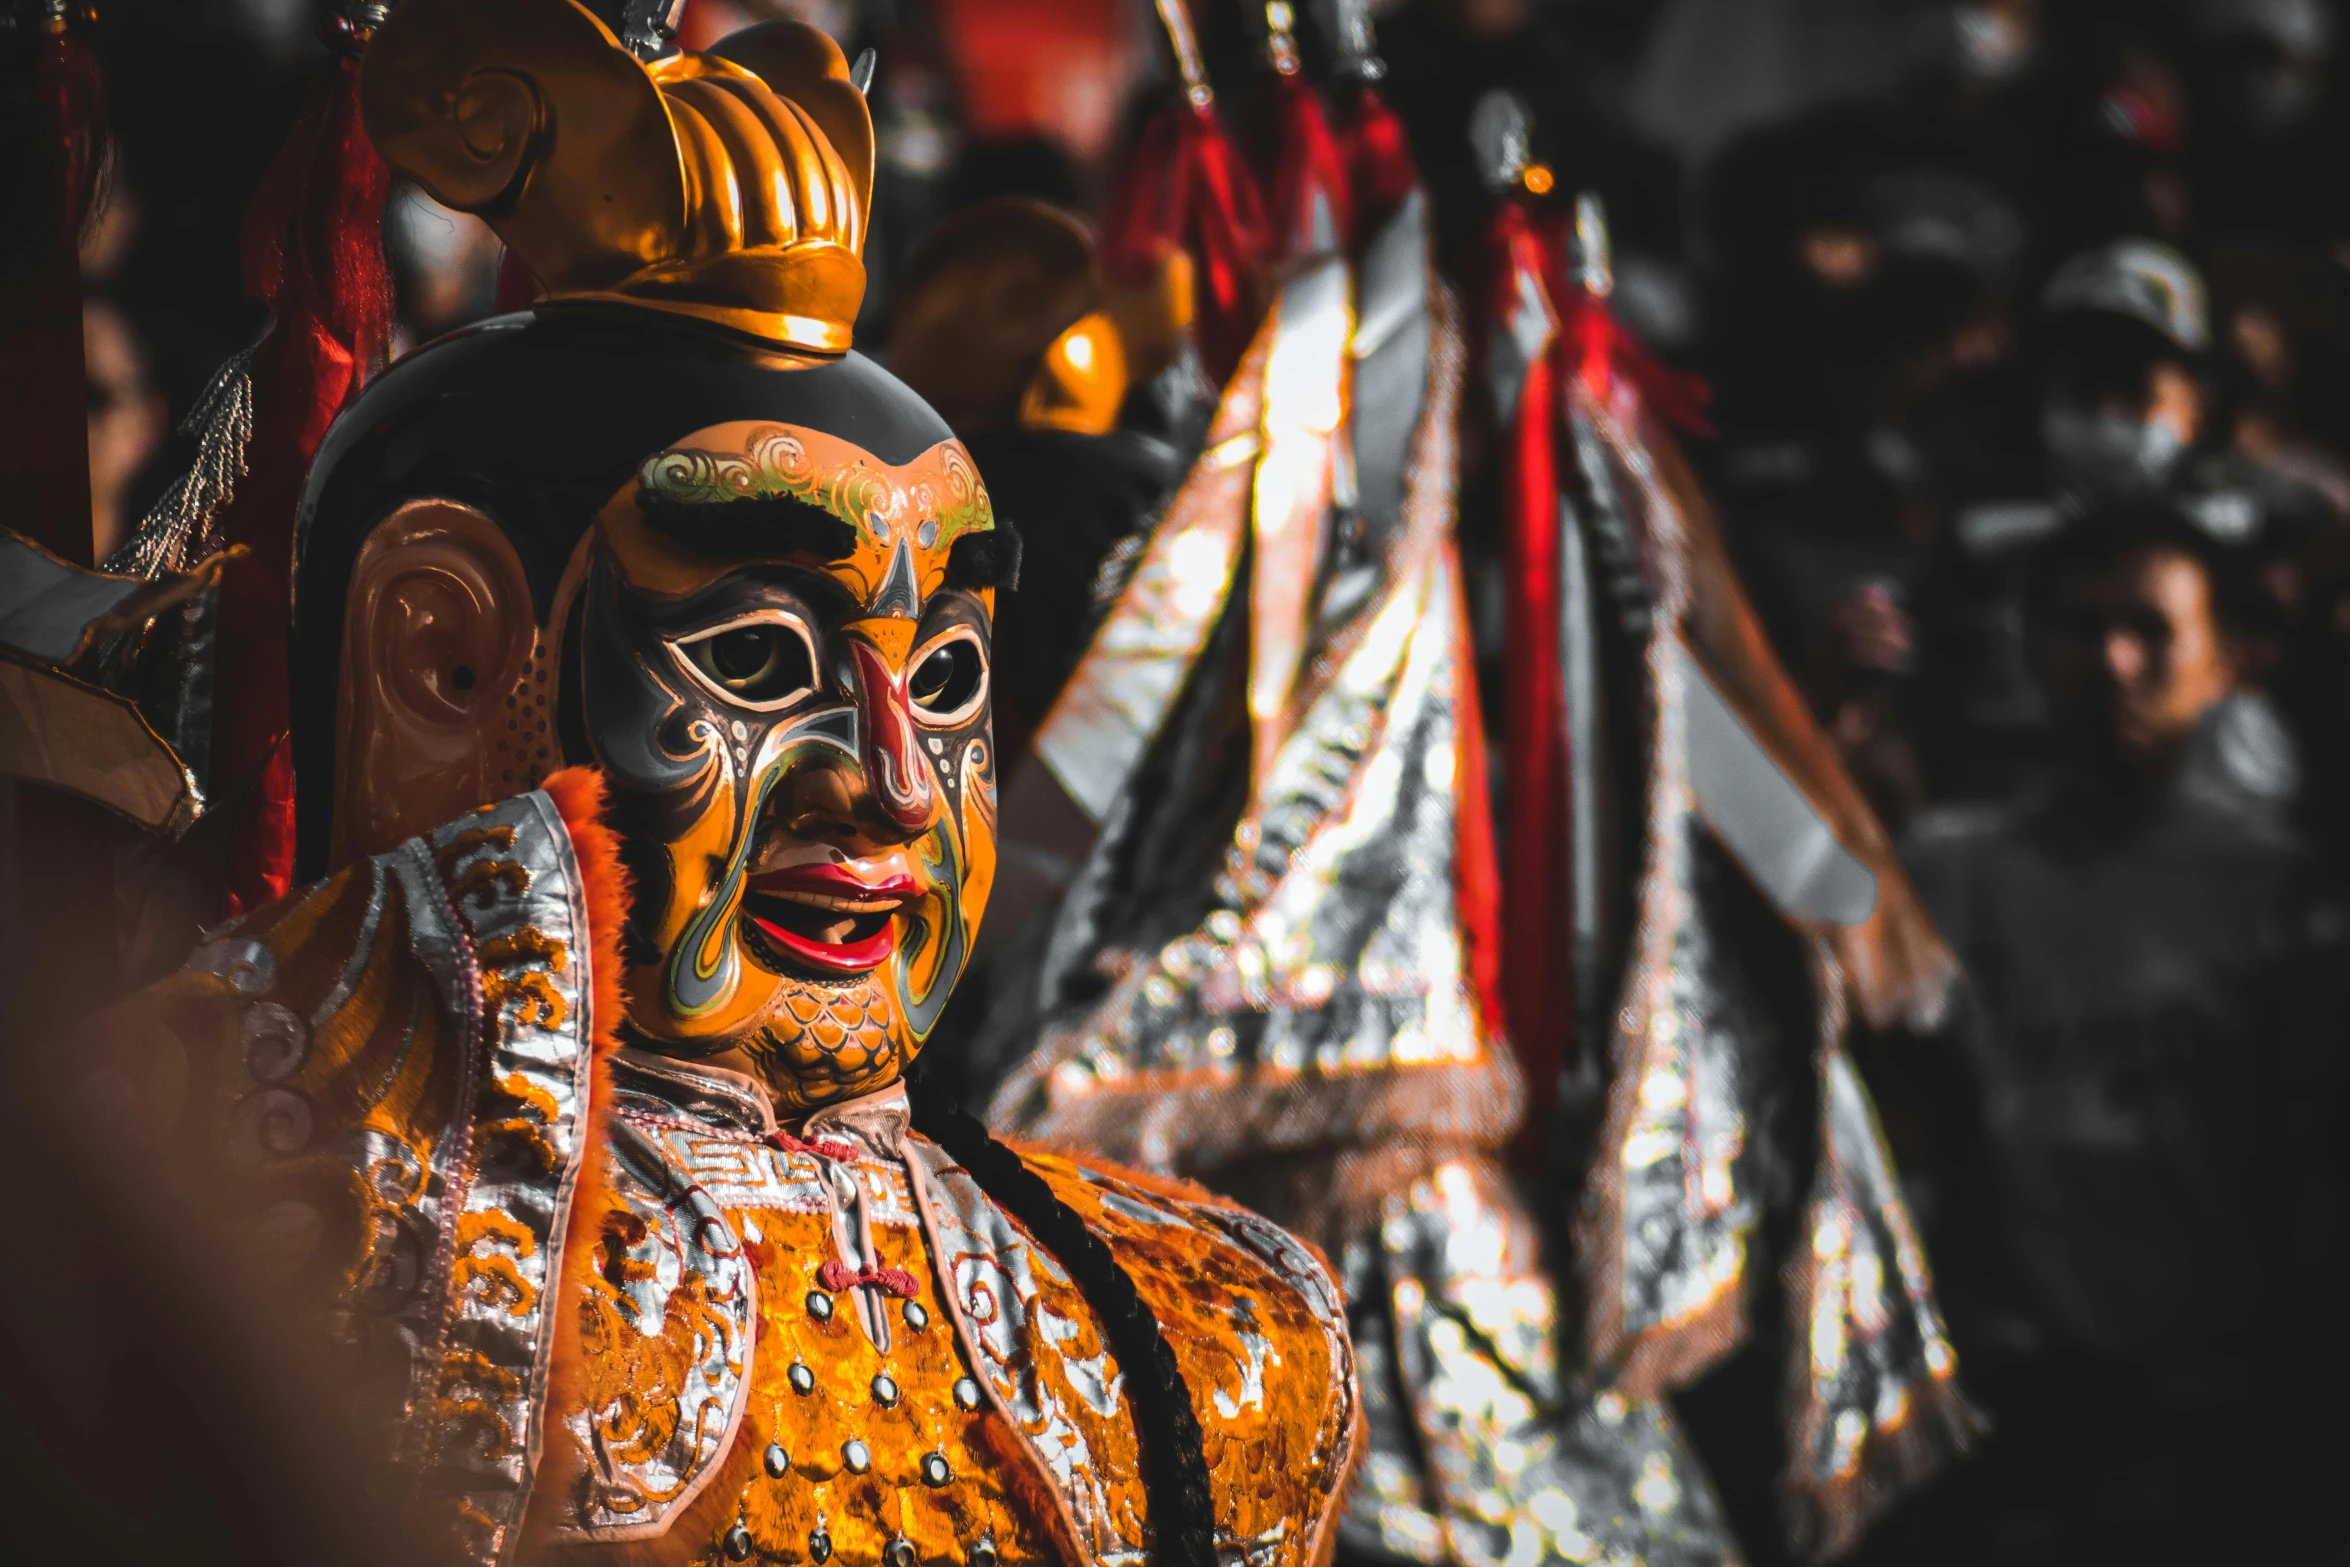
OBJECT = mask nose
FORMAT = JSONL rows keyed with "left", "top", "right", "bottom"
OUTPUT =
{"left": 843, "top": 617, "right": 933, "bottom": 834}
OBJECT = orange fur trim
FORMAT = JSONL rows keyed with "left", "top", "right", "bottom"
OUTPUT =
{"left": 521, "top": 767, "right": 634, "bottom": 1557}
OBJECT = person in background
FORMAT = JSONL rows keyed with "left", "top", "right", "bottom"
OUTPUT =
{"left": 1880, "top": 496, "right": 2343, "bottom": 1565}
{"left": 1708, "top": 144, "right": 2029, "bottom": 830}
{"left": 1912, "top": 237, "right": 2214, "bottom": 799}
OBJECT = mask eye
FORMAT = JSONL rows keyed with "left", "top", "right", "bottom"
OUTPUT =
{"left": 908, "top": 628, "right": 987, "bottom": 726}
{"left": 674, "top": 615, "right": 819, "bottom": 711}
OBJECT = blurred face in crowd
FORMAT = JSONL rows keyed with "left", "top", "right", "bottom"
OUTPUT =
{"left": 2044, "top": 542, "right": 2239, "bottom": 776}
{"left": 2042, "top": 322, "right": 2204, "bottom": 496}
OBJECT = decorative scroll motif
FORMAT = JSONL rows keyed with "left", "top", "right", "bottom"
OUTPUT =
{"left": 1346, "top": 1156, "right": 1736, "bottom": 1567}
{"left": 615, "top": 1113, "right": 921, "bottom": 1223}
{"left": 181, "top": 786, "right": 599, "bottom": 1567}
{"left": 639, "top": 423, "right": 993, "bottom": 553}
{"left": 536, "top": 1062, "right": 1356, "bottom": 1567}
{"left": 411, "top": 791, "right": 601, "bottom": 1564}
{"left": 558, "top": 1117, "right": 759, "bottom": 1538}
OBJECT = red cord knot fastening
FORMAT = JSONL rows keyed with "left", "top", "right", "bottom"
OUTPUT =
{"left": 769, "top": 1129, "right": 859, "bottom": 1163}
{"left": 818, "top": 1259, "right": 920, "bottom": 1299}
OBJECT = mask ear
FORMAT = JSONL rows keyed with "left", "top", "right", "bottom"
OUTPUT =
{"left": 330, "top": 499, "right": 543, "bottom": 863}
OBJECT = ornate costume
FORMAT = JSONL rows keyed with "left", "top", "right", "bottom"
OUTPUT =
{"left": 966, "top": 16, "right": 1974, "bottom": 1566}
{"left": 20, "top": 4, "right": 1361, "bottom": 1565}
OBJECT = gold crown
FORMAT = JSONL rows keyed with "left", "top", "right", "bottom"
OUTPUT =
{"left": 362, "top": 0, "right": 872, "bottom": 354}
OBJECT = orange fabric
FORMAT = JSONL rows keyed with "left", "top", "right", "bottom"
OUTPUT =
{"left": 536, "top": 1144, "right": 1354, "bottom": 1566}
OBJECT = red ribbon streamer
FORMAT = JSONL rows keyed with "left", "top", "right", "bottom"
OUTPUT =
{"left": 1554, "top": 272, "right": 1713, "bottom": 437}
{"left": 1102, "top": 99, "right": 1270, "bottom": 386}
{"left": 1262, "top": 71, "right": 1352, "bottom": 263}
{"left": 213, "top": 48, "right": 394, "bottom": 915}
{"left": 1488, "top": 198, "right": 1575, "bottom": 1133}
{"left": 1337, "top": 84, "right": 1417, "bottom": 242}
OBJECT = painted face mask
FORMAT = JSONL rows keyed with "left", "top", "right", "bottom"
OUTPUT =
{"left": 579, "top": 419, "right": 1012, "bottom": 1110}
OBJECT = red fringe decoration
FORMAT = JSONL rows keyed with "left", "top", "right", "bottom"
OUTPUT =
{"left": 1102, "top": 100, "right": 1270, "bottom": 387}
{"left": 0, "top": 19, "right": 106, "bottom": 564}
{"left": 1487, "top": 197, "right": 1576, "bottom": 1138}
{"left": 1261, "top": 72, "right": 1352, "bottom": 263}
{"left": 213, "top": 49, "right": 395, "bottom": 915}
{"left": 1337, "top": 85, "right": 1417, "bottom": 244}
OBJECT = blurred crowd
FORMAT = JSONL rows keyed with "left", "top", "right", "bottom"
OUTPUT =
{"left": 31, "top": 0, "right": 2350, "bottom": 1561}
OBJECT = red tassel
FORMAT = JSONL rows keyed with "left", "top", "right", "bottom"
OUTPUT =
{"left": 1487, "top": 197, "right": 1576, "bottom": 1136}
{"left": 0, "top": 16, "right": 106, "bottom": 565}
{"left": 40, "top": 17, "right": 106, "bottom": 247}
{"left": 1102, "top": 100, "right": 1270, "bottom": 387}
{"left": 1260, "top": 72, "right": 1352, "bottom": 262}
{"left": 212, "top": 45, "right": 395, "bottom": 914}
{"left": 1549, "top": 220, "right": 1712, "bottom": 437}
{"left": 239, "top": 52, "right": 395, "bottom": 367}
{"left": 1337, "top": 85, "right": 1417, "bottom": 242}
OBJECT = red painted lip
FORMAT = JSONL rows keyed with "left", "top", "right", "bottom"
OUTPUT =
{"left": 743, "top": 864, "right": 916, "bottom": 976}
{"left": 745, "top": 912, "right": 899, "bottom": 974}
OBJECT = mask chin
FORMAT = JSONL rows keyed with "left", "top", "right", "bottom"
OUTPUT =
{"left": 2041, "top": 403, "right": 2187, "bottom": 497}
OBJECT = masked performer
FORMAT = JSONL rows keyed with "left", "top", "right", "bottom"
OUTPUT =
{"left": 46, "top": 5, "right": 1361, "bottom": 1565}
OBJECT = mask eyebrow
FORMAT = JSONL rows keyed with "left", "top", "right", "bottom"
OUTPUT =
{"left": 946, "top": 522, "right": 1022, "bottom": 591}
{"left": 638, "top": 491, "right": 859, "bottom": 562}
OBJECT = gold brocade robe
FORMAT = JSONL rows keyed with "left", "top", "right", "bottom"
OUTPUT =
{"left": 86, "top": 783, "right": 1358, "bottom": 1567}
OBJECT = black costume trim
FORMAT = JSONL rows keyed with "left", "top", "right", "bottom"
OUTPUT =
{"left": 906, "top": 1076, "right": 1215, "bottom": 1567}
